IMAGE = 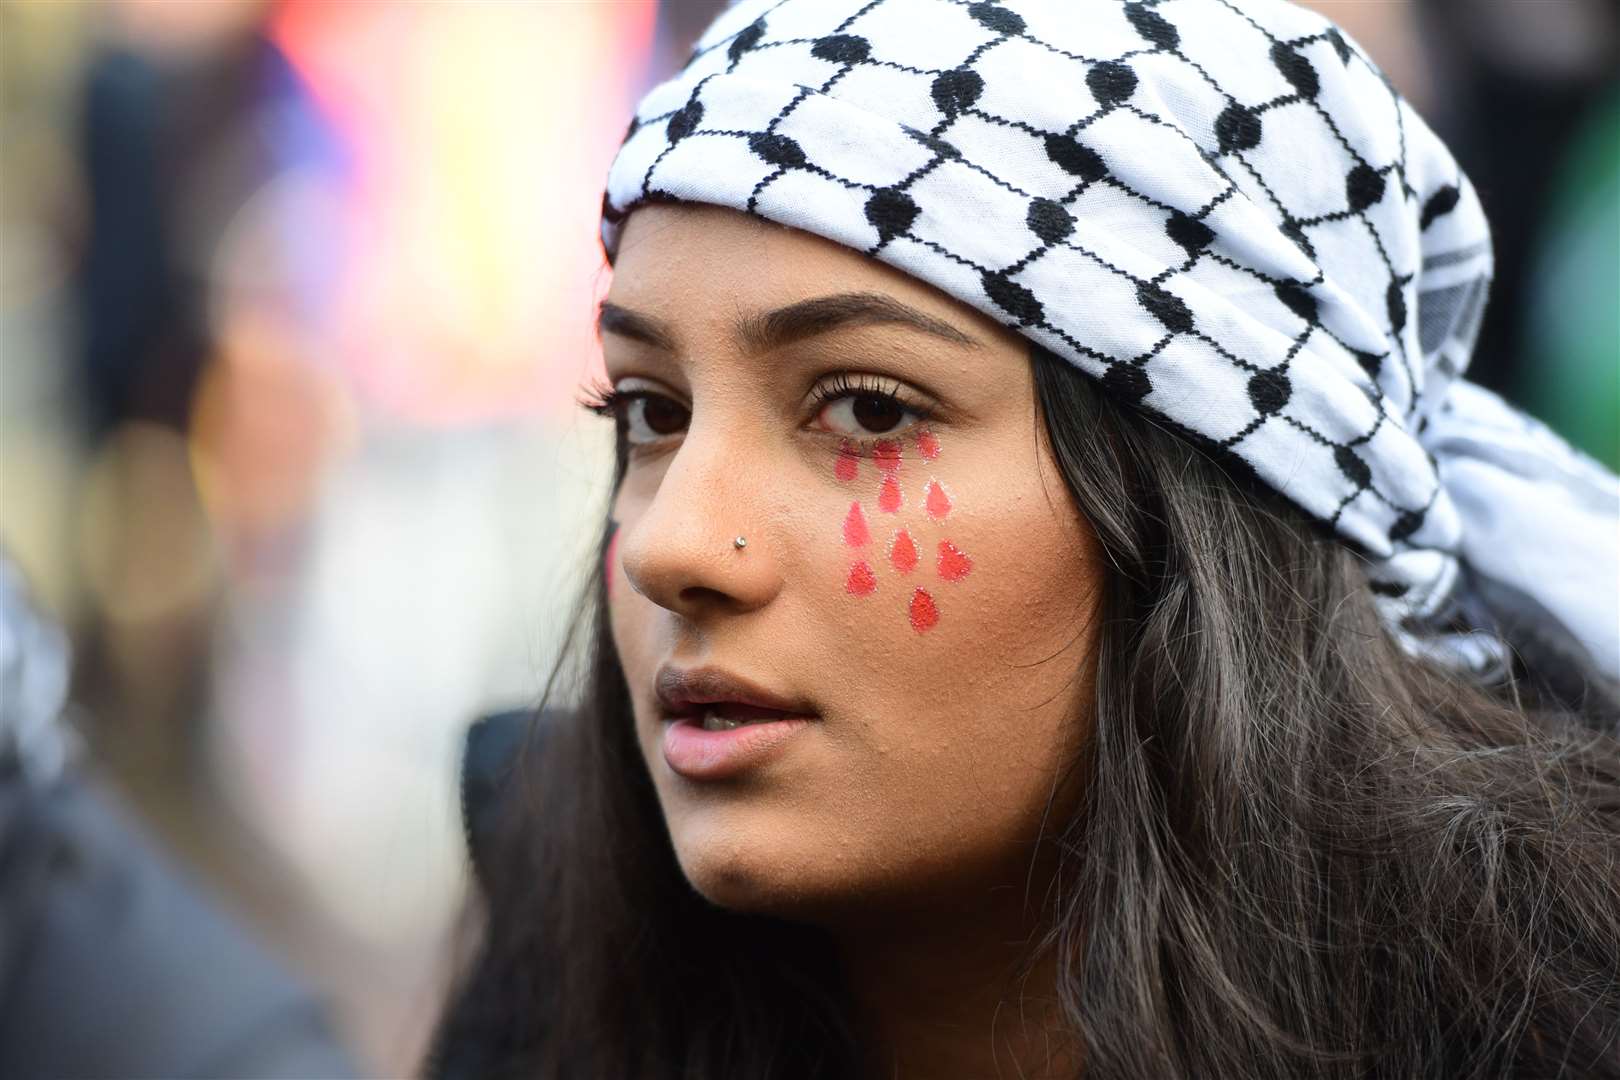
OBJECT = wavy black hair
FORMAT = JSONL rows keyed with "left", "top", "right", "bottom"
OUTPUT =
{"left": 429, "top": 342, "right": 1620, "bottom": 1079}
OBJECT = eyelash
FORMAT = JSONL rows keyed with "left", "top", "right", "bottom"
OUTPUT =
{"left": 805, "top": 371, "right": 932, "bottom": 434}
{"left": 577, "top": 374, "right": 934, "bottom": 450}
{"left": 577, "top": 378, "right": 654, "bottom": 424}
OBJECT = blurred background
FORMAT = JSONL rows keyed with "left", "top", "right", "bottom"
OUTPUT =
{"left": 0, "top": 0, "right": 1614, "bottom": 1074}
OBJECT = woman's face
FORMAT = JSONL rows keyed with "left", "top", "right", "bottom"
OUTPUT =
{"left": 602, "top": 204, "right": 1102, "bottom": 922}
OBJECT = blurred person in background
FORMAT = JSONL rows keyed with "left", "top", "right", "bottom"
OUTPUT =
{"left": 429, "top": 1, "right": 1620, "bottom": 1078}
{"left": 7, "top": 0, "right": 670, "bottom": 1071}
{"left": 68, "top": 0, "right": 343, "bottom": 799}
{"left": 0, "top": 551, "right": 358, "bottom": 1078}
{"left": 4, "top": 1, "right": 420, "bottom": 1069}
{"left": 1413, "top": 0, "right": 1619, "bottom": 469}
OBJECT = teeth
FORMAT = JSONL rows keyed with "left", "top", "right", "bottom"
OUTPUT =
{"left": 698, "top": 709, "right": 774, "bottom": 732}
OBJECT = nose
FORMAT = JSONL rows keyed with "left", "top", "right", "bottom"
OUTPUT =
{"left": 617, "top": 421, "right": 783, "bottom": 619}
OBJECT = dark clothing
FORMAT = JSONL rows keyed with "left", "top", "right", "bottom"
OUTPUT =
{"left": 0, "top": 771, "right": 359, "bottom": 1079}
{"left": 425, "top": 710, "right": 537, "bottom": 1080}
{"left": 1, "top": 549, "right": 357, "bottom": 1079}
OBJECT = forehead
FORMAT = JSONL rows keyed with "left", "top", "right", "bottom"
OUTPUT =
{"left": 607, "top": 204, "right": 1016, "bottom": 347}
{"left": 612, "top": 203, "right": 873, "bottom": 287}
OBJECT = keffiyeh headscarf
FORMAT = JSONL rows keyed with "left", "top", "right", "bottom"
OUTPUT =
{"left": 600, "top": 0, "right": 1620, "bottom": 686}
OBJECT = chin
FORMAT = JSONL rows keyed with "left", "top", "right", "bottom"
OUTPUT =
{"left": 666, "top": 805, "right": 850, "bottom": 917}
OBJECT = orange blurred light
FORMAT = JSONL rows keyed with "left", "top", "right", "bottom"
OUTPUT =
{"left": 78, "top": 422, "right": 219, "bottom": 626}
{"left": 108, "top": 0, "right": 268, "bottom": 56}
{"left": 189, "top": 312, "right": 350, "bottom": 545}
{"left": 269, "top": 0, "right": 657, "bottom": 426}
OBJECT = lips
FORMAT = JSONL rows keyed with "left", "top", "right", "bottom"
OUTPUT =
{"left": 654, "top": 665, "right": 819, "bottom": 780}
{"left": 653, "top": 664, "right": 815, "bottom": 723}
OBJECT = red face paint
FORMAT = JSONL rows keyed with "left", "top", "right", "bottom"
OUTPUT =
{"left": 835, "top": 440, "right": 860, "bottom": 482}
{"left": 846, "top": 560, "right": 877, "bottom": 596}
{"left": 843, "top": 501, "right": 870, "bottom": 547}
{"left": 828, "top": 427, "right": 962, "bottom": 633}
{"left": 878, "top": 473, "right": 903, "bottom": 513}
{"left": 889, "top": 528, "right": 918, "bottom": 573}
{"left": 937, "top": 538, "right": 972, "bottom": 582}
{"left": 909, "top": 588, "right": 939, "bottom": 633}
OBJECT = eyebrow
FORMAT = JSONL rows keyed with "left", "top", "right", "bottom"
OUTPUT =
{"left": 596, "top": 291, "right": 982, "bottom": 354}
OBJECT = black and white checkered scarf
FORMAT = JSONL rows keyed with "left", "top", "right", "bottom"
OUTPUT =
{"left": 600, "top": 0, "right": 1620, "bottom": 686}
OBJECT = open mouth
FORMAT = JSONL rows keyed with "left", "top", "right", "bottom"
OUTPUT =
{"left": 655, "top": 666, "right": 818, "bottom": 779}
{"left": 654, "top": 666, "right": 819, "bottom": 777}
{"left": 671, "top": 703, "right": 804, "bottom": 732}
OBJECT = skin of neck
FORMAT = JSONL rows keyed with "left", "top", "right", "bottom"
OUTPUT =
{"left": 833, "top": 847, "right": 1083, "bottom": 1080}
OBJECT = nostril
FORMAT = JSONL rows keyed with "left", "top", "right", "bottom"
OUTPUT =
{"left": 678, "top": 584, "right": 735, "bottom": 608}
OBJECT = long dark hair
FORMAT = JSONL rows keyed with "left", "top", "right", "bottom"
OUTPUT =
{"left": 429, "top": 343, "right": 1620, "bottom": 1079}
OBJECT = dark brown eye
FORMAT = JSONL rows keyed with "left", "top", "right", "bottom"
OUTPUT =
{"left": 815, "top": 383, "right": 925, "bottom": 439}
{"left": 850, "top": 393, "right": 904, "bottom": 433}
{"left": 624, "top": 394, "right": 689, "bottom": 444}
{"left": 642, "top": 396, "right": 688, "bottom": 435}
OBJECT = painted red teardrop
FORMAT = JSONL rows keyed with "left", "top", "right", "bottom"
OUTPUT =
{"left": 878, "top": 473, "right": 903, "bottom": 513}
{"left": 889, "top": 528, "right": 918, "bottom": 573}
{"left": 835, "top": 440, "right": 859, "bottom": 482}
{"left": 937, "top": 538, "right": 973, "bottom": 582}
{"left": 843, "top": 501, "right": 870, "bottom": 547}
{"left": 909, "top": 588, "right": 939, "bottom": 633}
{"left": 846, "top": 560, "right": 877, "bottom": 596}
{"left": 924, "top": 479, "right": 952, "bottom": 520}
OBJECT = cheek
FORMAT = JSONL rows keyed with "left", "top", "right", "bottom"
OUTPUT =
{"left": 604, "top": 521, "right": 642, "bottom": 663}
{"left": 817, "top": 422, "right": 1096, "bottom": 774}
{"left": 819, "top": 434, "right": 1094, "bottom": 887}
{"left": 826, "top": 427, "right": 982, "bottom": 637}
{"left": 603, "top": 499, "right": 662, "bottom": 716}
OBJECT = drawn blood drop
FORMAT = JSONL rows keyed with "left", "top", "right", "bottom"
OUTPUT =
{"left": 846, "top": 560, "right": 877, "bottom": 596}
{"left": 889, "top": 528, "right": 918, "bottom": 573}
{"left": 873, "top": 439, "right": 902, "bottom": 473}
{"left": 878, "top": 473, "right": 903, "bottom": 513}
{"left": 917, "top": 429, "right": 940, "bottom": 460}
{"left": 937, "top": 539, "right": 973, "bottom": 582}
{"left": 924, "top": 480, "right": 952, "bottom": 520}
{"left": 909, "top": 588, "right": 939, "bottom": 633}
{"left": 843, "top": 501, "right": 870, "bottom": 547}
{"left": 835, "top": 441, "right": 859, "bottom": 482}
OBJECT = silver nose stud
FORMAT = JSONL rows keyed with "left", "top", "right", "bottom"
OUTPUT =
{"left": 733, "top": 535, "right": 747, "bottom": 550}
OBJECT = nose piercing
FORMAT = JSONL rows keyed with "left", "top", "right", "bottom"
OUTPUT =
{"left": 733, "top": 535, "right": 747, "bottom": 550}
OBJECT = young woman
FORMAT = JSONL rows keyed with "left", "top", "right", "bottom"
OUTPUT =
{"left": 431, "top": 2, "right": 1620, "bottom": 1077}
